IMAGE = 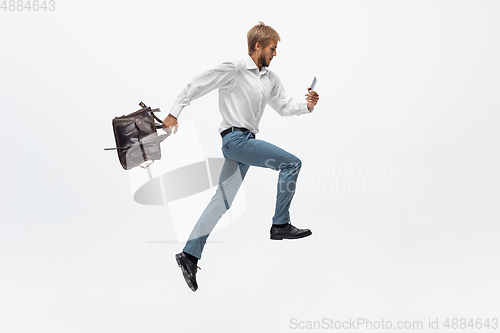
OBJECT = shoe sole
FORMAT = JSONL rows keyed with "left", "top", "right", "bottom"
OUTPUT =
{"left": 270, "top": 230, "right": 312, "bottom": 240}
{"left": 175, "top": 254, "right": 197, "bottom": 292}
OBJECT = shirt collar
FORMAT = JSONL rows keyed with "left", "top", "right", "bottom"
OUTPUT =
{"left": 245, "top": 55, "right": 268, "bottom": 75}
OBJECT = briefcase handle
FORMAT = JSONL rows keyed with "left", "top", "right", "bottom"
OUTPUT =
{"left": 139, "top": 101, "right": 164, "bottom": 127}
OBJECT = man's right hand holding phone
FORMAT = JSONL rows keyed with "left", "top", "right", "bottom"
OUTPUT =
{"left": 306, "top": 77, "right": 319, "bottom": 112}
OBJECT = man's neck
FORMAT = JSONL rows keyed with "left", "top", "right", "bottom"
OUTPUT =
{"left": 250, "top": 53, "right": 262, "bottom": 70}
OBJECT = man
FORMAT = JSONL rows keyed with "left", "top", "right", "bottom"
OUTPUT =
{"left": 163, "top": 22, "right": 319, "bottom": 292}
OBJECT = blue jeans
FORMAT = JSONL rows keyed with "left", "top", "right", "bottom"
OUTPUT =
{"left": 183, "top": 130, "right": 302, "bottom": 259}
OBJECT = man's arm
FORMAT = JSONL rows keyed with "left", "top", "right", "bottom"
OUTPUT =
{"left": 268, "top": 73, "right": 319, "bottom": 116}
{"left": 163, "top": 61, "right": 238, "bottom": 133}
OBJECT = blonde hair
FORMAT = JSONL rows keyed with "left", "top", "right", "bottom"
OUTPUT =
{"left": 247, "top": 21, "right": 281, "bottom": 55}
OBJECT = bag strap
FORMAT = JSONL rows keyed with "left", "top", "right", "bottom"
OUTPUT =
{"left": 139, "top": 101, "right": 161, "bottom": 114}
{"left": 152, "top": 113, "right": 163, "bottom": 127}
{"left": 140, "top": 101, "right": 164, "bottom": 128}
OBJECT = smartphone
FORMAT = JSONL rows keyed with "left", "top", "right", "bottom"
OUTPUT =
{"left": 309, "top": 77, "right": 317, "bottom": 91}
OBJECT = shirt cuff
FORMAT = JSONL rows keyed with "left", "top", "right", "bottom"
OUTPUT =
{"left": 169, "top": 104, "right": 183, "bottom": 119}
{"left": 300, "top": 102, "right": 311, "bottom": 114}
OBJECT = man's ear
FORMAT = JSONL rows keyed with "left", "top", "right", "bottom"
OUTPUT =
{"left": 254, "top": 42, "right": 261, "bottom": 52}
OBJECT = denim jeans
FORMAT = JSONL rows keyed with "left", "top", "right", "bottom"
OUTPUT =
{"left": 183, "top": 129, "right": 302, "bottom": 259}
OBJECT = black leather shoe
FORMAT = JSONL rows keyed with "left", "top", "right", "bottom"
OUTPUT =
{"left": 270, "top": 223, "right": 312, "bottom": 240}
{"left": 175, "top": 252, "right": 200, "bottom": 292}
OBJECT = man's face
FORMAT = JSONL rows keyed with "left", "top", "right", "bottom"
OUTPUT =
{"left": 259, "top": 39, "right": 278, "bottom": 68}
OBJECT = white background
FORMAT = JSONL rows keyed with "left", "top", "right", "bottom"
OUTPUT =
{"left": 1, "top": 0, "right": 499, "bottom": 332}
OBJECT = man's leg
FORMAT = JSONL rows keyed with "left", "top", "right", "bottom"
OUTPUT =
{"left": 176, "top": 130, "right": 309, "bottom": 291}
{"left": 176, "top": 157, "right": 249, "bottom": 291}
{"left": 182, "top": 158, "right": 250, "bottom": 259}
{"left": 221, "top": 131, "right": 303, "bottom": 226}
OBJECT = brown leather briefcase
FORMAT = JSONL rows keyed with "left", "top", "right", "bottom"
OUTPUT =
{"left": 105, "top": 102, "right": 169, "bottom": 170}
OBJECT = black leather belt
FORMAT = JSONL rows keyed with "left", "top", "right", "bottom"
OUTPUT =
{"left": 220, "top": 127, "right": 255, "bottom": 139}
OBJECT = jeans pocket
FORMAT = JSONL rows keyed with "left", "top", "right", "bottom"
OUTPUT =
{"left": 221, "top": 141, "right": 230, "bottom": 158}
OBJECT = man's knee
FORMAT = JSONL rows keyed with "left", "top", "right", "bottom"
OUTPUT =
{"left": 218, "top": 182, "right": 240, "bottom": 210}
{"left": 277, "top": 156, "right": 302, "bottom": 172}
{"left": 290, "top": 156, "right": 302, "bottom": 172}
{"left": 294, "top": 157, "right": 302, "bottom": 169}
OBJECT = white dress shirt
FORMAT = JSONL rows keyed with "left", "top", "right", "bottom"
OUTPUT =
{"left": 169, "top": 55, "right": 310, "bottom": 135}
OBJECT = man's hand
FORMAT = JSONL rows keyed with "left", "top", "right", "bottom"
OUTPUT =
{"left": 306, "top": 89, "right": 319, "bottom": 112}
{"left": 163, "top": 114, "right": 179, "bottom": 134}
